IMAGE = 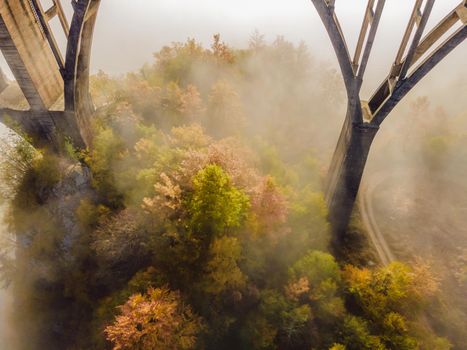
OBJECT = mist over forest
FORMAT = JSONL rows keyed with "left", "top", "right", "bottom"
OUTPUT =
{"left": 0, "top": 2, "right": 466, "bottom": 349}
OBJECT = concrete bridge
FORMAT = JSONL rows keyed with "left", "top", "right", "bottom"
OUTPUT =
{"left": 0, "top": 0, "right": 465, "bottom": 234}
{"left": 0, "top": 0, "right": 100, "bottom": 149}
{"left": 312, "top": 0, "right": 467, "bottom": 236}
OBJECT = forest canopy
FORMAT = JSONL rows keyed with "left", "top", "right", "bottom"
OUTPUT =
{"left": 0, "top": 34, "right": 455, "bottom": 350}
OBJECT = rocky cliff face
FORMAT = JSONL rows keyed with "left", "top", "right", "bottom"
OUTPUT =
{"left": 9, "top": 160, "right": 95, "bottom": 350}
{"left": 48, "top": 163, "right": 93, "bottom": 255}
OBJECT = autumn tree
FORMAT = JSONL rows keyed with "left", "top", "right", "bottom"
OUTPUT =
{"left": 200, "top": 236, "right": 246, "bottom": 294}
{"left": 287, "top": 251, "right": 344, "bottom": 320}
{"left": 211, "top": 33, "right": 235, "bottom": 64}
{"left": 250, "top": 175, "right": 287, "bottom": 238}
{"left": 105, "top": 287, "right": 203, "bottom": 350}
{"left": 154, "top": 38, "right": 206, "bottom": 84}
{"left": 206, "top": 80, "right": 245, "bottom": 138}
{"left": 342, "top": 262, "right": 443, "bottom": 350}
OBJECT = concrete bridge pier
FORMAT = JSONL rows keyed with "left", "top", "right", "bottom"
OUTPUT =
{"left": 0, "top": 108, "right": 87, "bottom": 149}
{"left": 325, "top": 116, "right": 379, "bottom": 237}
{"left": 0, "top": 0, "right": 100, "bottom": 151}
{"left": 311, "top": 0, "right": 466, "bottom": 235}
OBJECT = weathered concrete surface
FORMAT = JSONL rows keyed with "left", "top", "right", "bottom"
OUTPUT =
{"left": 0, "top": 0, "right": 101, "bottom": 150}
{"left": 325, "top": 116, "right": 379, "bottom": 237}
{"left": 64, "top": 0, "right": 101, "bottom": 147}
{"left": 0, "top": 108, "right": 86, "bottom": 149}
{"left": 0, "top": 68, "right": 7, "bottom": 94}
{"left": 0, "top": 1, "right": 63, "bottom": 110}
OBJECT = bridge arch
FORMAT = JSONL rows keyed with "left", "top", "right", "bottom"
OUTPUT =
{"left": 311, "top": 0, "right": 467, "bottom": 235}
{"left": 0, "top": 0, "right": 100, "bottom": 149}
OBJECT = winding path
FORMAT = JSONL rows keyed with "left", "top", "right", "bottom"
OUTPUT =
{"left": 359, "top": 169, "right": 467, "bottom": 266}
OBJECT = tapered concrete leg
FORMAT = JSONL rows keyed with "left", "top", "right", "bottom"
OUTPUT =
{"left": 325, "top": 117, "right": 379, "bottom": 237}
{"left": 0, "top": 68, "right": 7, "bottom": 93}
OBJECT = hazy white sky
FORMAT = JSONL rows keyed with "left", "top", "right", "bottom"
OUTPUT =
{"left": 88, "top": 0, "right": 465, "bottom": 76}
{"left": 89, "top": 1, "right": 467, "bottom": 107}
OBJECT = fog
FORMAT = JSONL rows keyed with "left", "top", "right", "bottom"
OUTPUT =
{"left": 0, "top": 203, "right": 14, "bottom": 349}
{"left": 1, "top": 1, "right": 466, "bottom": 78}
{"left": 0, "top": 1, "right": 465, "bottom": 130}
{"left": 0, "top": 0, "right": 464, "bottom": 115}
{"left": 0, "top": 1, "right": 466, "bottom": 349}
{"left": 90, "top": 0, "right": 466, "bottom": 79}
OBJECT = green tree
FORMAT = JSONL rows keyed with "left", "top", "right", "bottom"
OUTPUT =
{"left": 187, "top": 164, "right": 250, "bottom": 236}
{"left": 342, "top": 316, "right": 386, "bottom": 350}
{"left": 287, "top": 251, "right": 344, "bottom": 320}
{"left": 85, "top": 127, "right": 126, "bottom": 207}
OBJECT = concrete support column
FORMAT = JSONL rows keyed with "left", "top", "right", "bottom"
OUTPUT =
{"left": 0, "top": 68, "right": 7, "bottom": 93}
{"left": 325, "top": 116, "right": 379, "bottom": 237}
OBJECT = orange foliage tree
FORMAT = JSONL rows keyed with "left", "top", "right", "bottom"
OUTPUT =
{"left": 105, "top": 287, "right": 203, "bottom": 350}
